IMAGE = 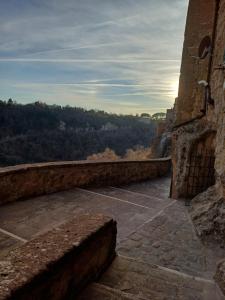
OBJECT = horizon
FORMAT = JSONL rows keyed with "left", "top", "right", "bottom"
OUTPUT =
{"left": 1, "top": 98, "right": 169, "bottom": 117}
{"left": 0, "top": 0, "right": 188, "bottom": 114}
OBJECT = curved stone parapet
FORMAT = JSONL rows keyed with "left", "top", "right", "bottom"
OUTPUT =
{"left": 0, "top": 158, "right": 171, "bottom": 205}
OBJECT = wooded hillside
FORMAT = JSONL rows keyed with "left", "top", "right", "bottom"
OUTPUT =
{"left": 0, "top": 100, "right": 157, "bottom": 166}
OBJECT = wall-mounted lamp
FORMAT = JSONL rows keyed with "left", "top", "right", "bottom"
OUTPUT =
{"left": 198, "top": 80, "right": 214, "bottom": 112}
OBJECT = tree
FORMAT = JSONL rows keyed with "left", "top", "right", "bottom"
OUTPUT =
{"left": 7, "top": 98, "right": 13, "bottom": 105}
{"left": 141, "top": 113, "right": 151, "bottom": 118}
{"left": 87, "top": 148, "right": 120, "bottom": 161}
{"left": 0, "top": 99, "right": 156, "bottom": 167}
{"left": 152, "top": 112, "right": 166, "bottom": 120}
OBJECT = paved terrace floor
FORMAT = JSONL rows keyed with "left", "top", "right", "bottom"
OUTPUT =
{"left": 0, "top": 176, "right": 225, "bottom": 299}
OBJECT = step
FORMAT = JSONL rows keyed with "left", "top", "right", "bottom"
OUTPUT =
{"left": 78, "top": 283, "right": 140, "bottom": 300}
{"left": 81, "top": 255, "right": 225, "bottom": 300}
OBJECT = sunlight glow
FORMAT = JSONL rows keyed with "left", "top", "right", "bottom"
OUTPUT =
{"left": 170, "top": 79, "right": 179, "bottom": 99}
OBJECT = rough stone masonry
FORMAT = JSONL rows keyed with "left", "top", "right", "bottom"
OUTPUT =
{"left": 170, "top": 0, "right": 225, "bottom": 294}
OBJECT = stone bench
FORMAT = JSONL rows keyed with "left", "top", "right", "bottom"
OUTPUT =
{"left": 0, "top": 214, "right": 117, "bottom": 300}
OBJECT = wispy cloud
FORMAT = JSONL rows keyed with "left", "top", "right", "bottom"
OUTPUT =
{"left": 0, "top": 0, "right": 188, "bottom": 114}
{"left": 0, "top": 58, "right": 180, "bottom": 63}
{"left": 22, "top": 42, "right": 123, "bottom": 57}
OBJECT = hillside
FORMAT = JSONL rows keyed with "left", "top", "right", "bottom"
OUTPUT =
{"left": 0, "top": 100, "right": 156, "bottom": 167}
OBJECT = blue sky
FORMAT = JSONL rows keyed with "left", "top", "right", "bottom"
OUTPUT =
{"left": 0, "top": 0, "right": 188, "bottom": 114}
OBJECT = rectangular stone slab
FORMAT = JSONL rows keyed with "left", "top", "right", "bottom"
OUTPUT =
{"left": 0, "top": 214, "right": 117, "bottom": 300}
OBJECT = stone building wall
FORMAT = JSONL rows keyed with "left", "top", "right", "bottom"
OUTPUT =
{"left": 171, "top": 0, "right": 223, "bottom": 199}
{"left": 175, "top": 0, "right": 216, "bottom": 125}
{"left": 172, "top": 0, "right": 225, "bottom": 289}
{"left": 192, "top": 0, "right": 225, "bottom": 243}
{"left": 150, "top": 108, "right": 175, "bottom": 158}
{"left": 211, "top": 0, "right": 225, "bottom": 190}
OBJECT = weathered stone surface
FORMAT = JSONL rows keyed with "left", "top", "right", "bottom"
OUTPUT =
{"left": 118, "top": 200, "right": 224, "bottom": 279}
{"left": 0, "top": 176, "right": 224, "bottom": 299}
{"left": 0, "top": 158, "right": 171, "bottom": 206}
{"left": 78, "top": 283, "right": 138, "bottom": 300}
{"left": 96, "top": 256, "right": 223, "bottom": 300}
{"left": 190, "top": 185, "right": 225, "bottom": 246}
{"left": 171, "top": 3, "right": 225, "bottom": 296}
{"left": 175, "top": 0, "right": 216, "bottom": 125}
{"left": 171, "top": 119, "right": 216, "bottom": 199}
{"left": 150, "top": 108, "right": 174, "bottom": 159}
{"left": 215, "top": 260, "right": 225, "bottom": 297}
{"left": 0, "top": 233, "right": 23, "bottom": 259}
{"left": 0, "top": 214, "right": 117, "bottom": 300}
{"left": 172, "top": 0, "right": 225, "bottom": 239}
{"left": 0, "top": 177, "right": 170, "bottom": 252}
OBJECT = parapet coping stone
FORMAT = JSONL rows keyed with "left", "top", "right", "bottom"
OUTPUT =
{"left": 0, "top": 214, "right": 117, "bottom": 300}
{"left": 0, "top": 157, "right": 171, "bottom": 176}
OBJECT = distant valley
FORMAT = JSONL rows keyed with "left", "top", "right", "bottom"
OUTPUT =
{"left": 0, "top": 99, "right": 158, "bottom": 167}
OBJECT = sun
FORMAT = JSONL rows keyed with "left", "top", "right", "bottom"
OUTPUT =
{"left": 170, "top": 80, "right": 179, "bottom": 98}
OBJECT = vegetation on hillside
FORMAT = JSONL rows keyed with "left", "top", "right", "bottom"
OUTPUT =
{"left": 0, "top": 99, "right": 161, "bottom": 167}
{"left": 87, "top": 146, "right": 152, "bottom": 161}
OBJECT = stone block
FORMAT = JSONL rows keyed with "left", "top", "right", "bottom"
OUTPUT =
{"left": 0, "top": 214, "right": 117, "bottom": 300}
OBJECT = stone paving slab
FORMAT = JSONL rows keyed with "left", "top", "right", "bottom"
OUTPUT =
{"left": 0, "top": 176, "right": 225, "bottom": 298}
{"left": 0, "top": 180, "right": 168, "bottom": 245}
{"left": 0, "top": 193, "right": 84, "bottom": 240}
{"left": 86, "top": 186, "right": 170, "bottom": 210}
{"left": 97, "top": 256, "right": 224, "bottom": 300}
{"left": 0, "top": 232, "right": 23, "bottom": 259}
{"left": 118, "top": 201, "right": 224, "bottom": 279}
{"left": 118, "top": 177, "right": 171, "bottom": 200}
{"left": 78, "top": 283, "right": 139, "bottom": 300}
{"left": 73, "top": 189, "right": 157, "bottom": 242}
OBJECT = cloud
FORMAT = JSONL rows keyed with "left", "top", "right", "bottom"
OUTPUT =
{"left": 0, "top": 59, "right": 180, "bottom": 62}
{"left": 0, "top": 0, "right": 189, "bottom": 114}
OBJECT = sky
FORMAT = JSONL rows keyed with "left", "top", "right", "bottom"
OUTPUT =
{"left": 0, "top": 0, "right": 188, "bottom": 115}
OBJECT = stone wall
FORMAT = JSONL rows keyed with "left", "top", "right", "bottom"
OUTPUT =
{"left": 175, "top": 0, "right": 216, "bottom": 125}
{"left": 171, "top": 0, "right": 220, "bottom": 199}
{"left": 172, "top": 0, "right": 225, "bottom": 211}
{"left": 150, "top": 109, "right": 175, "bottom": 159}
{"left": 215, "top": 260, "right": 225, "bottom": 296}
{"left": 0, "top": 214, "right": 117, "bottom": 300}
{"left": 189, "top": 0, "right": 225, "bottom": 246}
{"left": 0, "top": 158, "right": 171, "bottom": 206}
{"left": 211, "top": 0, "right": 225, "bottom": 192}
{"left": 172, "top": 119, "right": 216, "bottom": 198}
{"left": 172, "top": 0, "right": 225, "bottom": 293}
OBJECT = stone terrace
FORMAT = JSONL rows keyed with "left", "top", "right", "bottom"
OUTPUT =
{"left": 0, "top": 176, "right": 224, "bottom": 299}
